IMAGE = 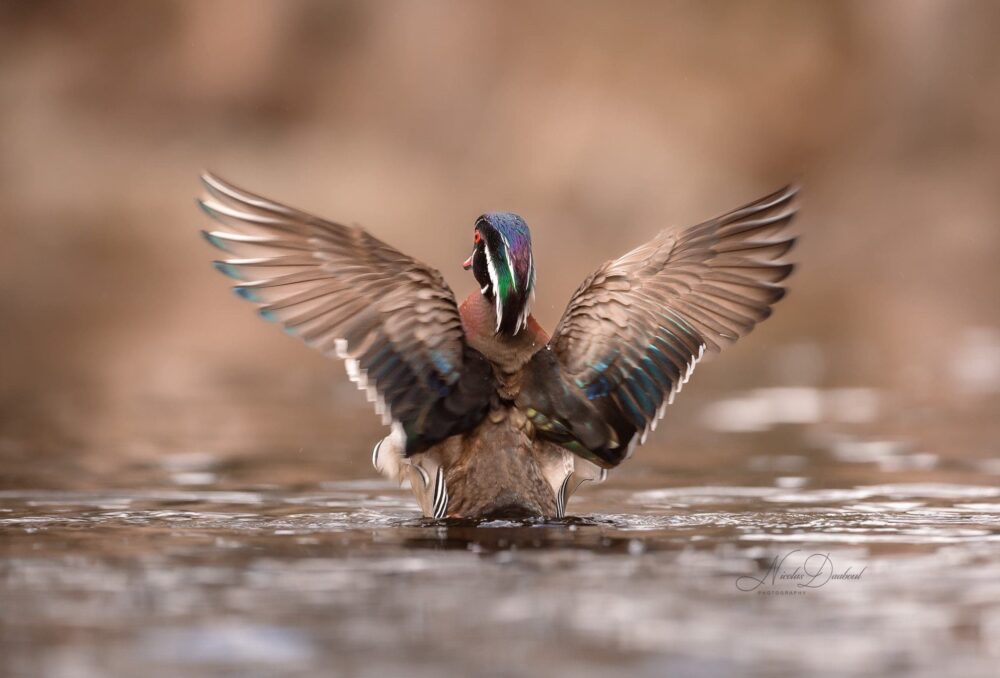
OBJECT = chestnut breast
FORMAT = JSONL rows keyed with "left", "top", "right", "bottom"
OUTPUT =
{"left": 458, "top": 292, "right": 548, "bottom": 400}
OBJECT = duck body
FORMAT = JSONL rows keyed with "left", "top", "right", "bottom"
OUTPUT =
{"left": 200, "top": 174, "right": 798, "bottom": 519}
{"left": 373, "top": 292, "right": 605, "bottom": 519}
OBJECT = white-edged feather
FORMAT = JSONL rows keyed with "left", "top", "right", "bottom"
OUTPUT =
{"left": 484, "top": 244, "right": 503, "bottom": 333}
{"left": 629, "top": 341, "right": 706, "bottom": 457}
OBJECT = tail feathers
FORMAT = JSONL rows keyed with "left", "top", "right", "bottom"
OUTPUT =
{"left": 373, "top": 435, "right": 449, "bottom": 519}
{"left": 537, "top": 444, "right": 609, "bottom": 518}
{"left": 401, "top": 455, "right": 448, "bottom": 519}
{"left": 374, "top": 431, "right": 607, "bottom": 519}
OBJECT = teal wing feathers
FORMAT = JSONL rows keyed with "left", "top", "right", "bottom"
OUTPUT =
{"left": 198, "top": 172, "right": 494, "bottom": 454}
{"left": 519, "top": 185, "right": 799, "bottom": 467}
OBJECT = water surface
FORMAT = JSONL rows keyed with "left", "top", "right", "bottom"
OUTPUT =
{"left": 2, "top": 387, "right": 999, "bottom": 677}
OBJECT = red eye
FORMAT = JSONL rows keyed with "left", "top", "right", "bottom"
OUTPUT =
{"left": 474, "top": 231, "right": 481, "bottom": 244}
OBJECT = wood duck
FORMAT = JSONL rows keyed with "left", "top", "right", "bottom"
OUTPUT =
{"left": 200, "top": 174, "right": 797, "bottom": 519}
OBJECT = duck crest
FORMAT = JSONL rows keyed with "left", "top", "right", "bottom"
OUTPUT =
{"left": 471, "top": 212, "right": 536, "bottom": 336}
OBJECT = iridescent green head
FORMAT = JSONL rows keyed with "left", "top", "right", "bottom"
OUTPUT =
{"left": 462, "top": 212, "right": 536, "bottom": 335}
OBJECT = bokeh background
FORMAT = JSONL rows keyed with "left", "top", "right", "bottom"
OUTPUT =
{"left": 2, "top": 0, "right": 999, "bottom": 489}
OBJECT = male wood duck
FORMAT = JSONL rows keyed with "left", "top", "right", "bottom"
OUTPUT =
{"left": 200, "top": 174, "right": 797, "bottom": 519}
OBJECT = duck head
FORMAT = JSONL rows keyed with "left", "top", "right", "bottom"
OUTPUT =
{"left": 462, "top": 212, "right": 536, "bottom": 335}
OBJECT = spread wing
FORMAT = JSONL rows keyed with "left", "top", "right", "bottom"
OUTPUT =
{"left": 198, "top": 173, "right": 494, "bottom": 454}
{"left": 518, "top": 185, "right": 798, "bottom": 468}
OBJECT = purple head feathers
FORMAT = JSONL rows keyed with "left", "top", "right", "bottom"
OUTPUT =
{"left": 464, "top": 212, "right": 536, "bottom": 335}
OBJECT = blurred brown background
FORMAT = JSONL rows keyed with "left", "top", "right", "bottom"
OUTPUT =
{"left": 1, "top": 0, "right": 998, "bottom": 489}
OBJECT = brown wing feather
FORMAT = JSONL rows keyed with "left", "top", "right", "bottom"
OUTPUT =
{"left": 522, "top": 185, "right": 798, "bottom": 467}
{"left": 199, "top": 173, "right": 494, "bottom": 454}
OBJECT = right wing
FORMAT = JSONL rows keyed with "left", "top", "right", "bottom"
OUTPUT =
{"left": 198, "top": 172, "right": 495, "bottom": 454}
{"left": 518, "top": 185, "right": 798, "bottom": 468}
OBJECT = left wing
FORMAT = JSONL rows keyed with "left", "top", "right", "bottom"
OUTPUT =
{"left": 198, "top": 172, "right": 495, "bottom": 454}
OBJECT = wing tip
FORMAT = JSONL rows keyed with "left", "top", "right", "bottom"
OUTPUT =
{"left": 196, "top": 198, "right": 228, "bottom": 222}
{"left": 731, "top": 182, "right": 802, "bottom": 221}
{"left": 212, "top": 260, "right": 243, "bottom": 280}
{"left": 200, "top": 170, "right": 229, "bottom": 195}
{"left": 765, "top": 183, "right": 801, "bottom": 207}
{"left": 233, "top": 285, "right": 260, "bottom": 302}
{"left": 200, "top": 229, "right": 230, "bottom": 252}
{"left": 776, "top": 234, "right": 798, "bottom": 259}
{"left": 778, "top": 182, "right": 801, "bottom": 200}
{"left": 199, "top": 171, "right": 258, "bottom": 209}
{"left": 258, "top": 307, "right": 280, "bottom": 322}
{"left": 773, "top": 261, "right": 796, "bottom": 283}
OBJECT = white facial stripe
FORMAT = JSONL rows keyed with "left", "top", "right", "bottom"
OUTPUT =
{"left": 483, "top": 243, "right": 503, "bottom": 332}
{"left": 517, "top": 261, "right": 534, "bottom": 334}
{"left": 482, "top": 226, "right": 534, "bottom": 335}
